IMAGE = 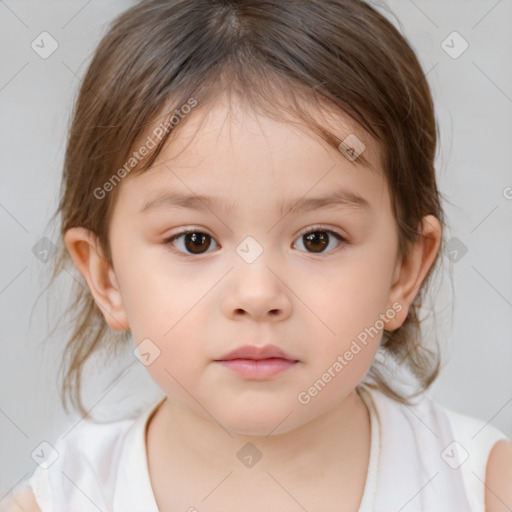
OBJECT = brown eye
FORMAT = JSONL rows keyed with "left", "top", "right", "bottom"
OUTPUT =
{"left": 166, "top": 231, "right": 219, "bottom": 255}
{"left": 294, "top": 229, "right": 345, "bottom": 254}
{"left": 184, "top": 232, "right": 211, "bottom": 254}
{"left": 303, "top": 231, "right": 329, "bottom": 252}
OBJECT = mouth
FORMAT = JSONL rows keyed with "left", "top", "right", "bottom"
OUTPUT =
{"left": 214, "top": 345, "right": 299, "bottom": 379}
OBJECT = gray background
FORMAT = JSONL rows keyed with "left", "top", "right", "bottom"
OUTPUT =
{"left": 1, "top": 0, "right": 511, "bottom": 500}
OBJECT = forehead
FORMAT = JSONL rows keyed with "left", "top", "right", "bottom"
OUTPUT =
{"left": 150, "top": 92, "right": 383, "bottom": 170}
{"left": 122, "top": 93, "right": 390, "bottom": 215}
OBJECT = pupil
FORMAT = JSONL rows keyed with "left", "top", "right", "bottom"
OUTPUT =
{"left": 185, "top": 232, "right": 210, "bottom": 253}
{"left": 304, "top": 231, "right": 328, "bottom": 252}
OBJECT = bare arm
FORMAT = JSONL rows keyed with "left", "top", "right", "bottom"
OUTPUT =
{"left": 0, "top": 486, "right": 40, "bottom": 512}
{"left": 485, "top": 439, "right": 512, "bottom": 512}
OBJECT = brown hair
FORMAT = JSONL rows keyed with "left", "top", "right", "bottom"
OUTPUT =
{"left": 49, "top": 0, "right": 450, "bottom": 418}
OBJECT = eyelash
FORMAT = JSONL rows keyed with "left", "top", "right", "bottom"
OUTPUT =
{"left": 163, "top": 225, "right": 348, "bottom": 257}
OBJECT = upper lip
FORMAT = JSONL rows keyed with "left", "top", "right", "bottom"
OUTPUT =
{"left": 216, "top": 345, "right": 298, "bottom": 361}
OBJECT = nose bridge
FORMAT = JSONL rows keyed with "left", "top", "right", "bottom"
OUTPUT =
{"left": 223, "top": 237, "right": 292, "bottom": 320}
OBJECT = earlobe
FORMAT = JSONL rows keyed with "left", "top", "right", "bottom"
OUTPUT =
{"left": 64, "top": 227, "right": 129, "bottom": 331}
{"left": 385, "top": 215, "right": 442, "bottom": 331}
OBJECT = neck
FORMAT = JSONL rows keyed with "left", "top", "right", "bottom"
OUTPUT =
{"left": 147, "top": 388, "right": 371, "bottom": 481}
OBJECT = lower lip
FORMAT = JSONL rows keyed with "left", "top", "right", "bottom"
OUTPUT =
{"left": 216, "top": 358, "right": 298, "bottom": 379}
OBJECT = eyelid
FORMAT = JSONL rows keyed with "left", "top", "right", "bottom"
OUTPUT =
{"left": 163, "top": 225, "right": 214, "bottom": 240}
{"left": 164, "top": 226, "right": 212, "bottom": 238}
{"left": 164, "top": 224, "right": 347, "bottom": 242}
{"left": 296, "top": 224, "right": 347, "bottom": 241}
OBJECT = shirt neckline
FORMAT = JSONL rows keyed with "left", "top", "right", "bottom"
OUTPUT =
{"left": 115, "top": 388, "right": 380, "bottom": 511}
{"left": 355, "top": 385, "right": 381, "bottom": 511}
{"left": 113, "top": 395, "right": 166, "bottom": 512}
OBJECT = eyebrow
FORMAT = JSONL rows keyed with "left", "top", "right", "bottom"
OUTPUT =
{"left": 140, "top": 188, "right": 371, "bottom": 217}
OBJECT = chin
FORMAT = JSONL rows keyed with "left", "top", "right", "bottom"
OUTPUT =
{"left": 220, "top": 406, "right": 301, "bottom": 437}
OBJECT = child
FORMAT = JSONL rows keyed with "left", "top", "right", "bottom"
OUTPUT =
{"left": 4, "top": 0, "right": 512, "bottom": 511}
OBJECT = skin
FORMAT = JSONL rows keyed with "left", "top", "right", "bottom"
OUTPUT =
{"left": 7, "top": 93, "right": 511, "bottom": 511}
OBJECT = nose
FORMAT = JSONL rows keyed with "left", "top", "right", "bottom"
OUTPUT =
{"left": 221, "top": 261, "right": 292, "bottom": 322}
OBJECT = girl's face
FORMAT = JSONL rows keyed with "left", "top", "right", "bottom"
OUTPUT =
{"left": 102, "top": 95, "right": 412, "bottom": 435}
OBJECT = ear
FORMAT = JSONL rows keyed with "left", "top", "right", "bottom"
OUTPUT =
{"left": 385, "top": 215, "right": 442, "bottom": 331}
{"left": 64, "top": 227, "right": 129, "bottom": 331}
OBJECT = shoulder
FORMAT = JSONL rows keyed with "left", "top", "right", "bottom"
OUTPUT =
{"left": 365, "top": 386, "right": 512, "bottom": 507}
{"left": 440, "top": 403, "right": 512, "bottom": 511}
{"left": 485, "top": 439, "right": 512, "bottom": 512}
{"left": 0, "top": 486, "right": 40, "bottom": 512}
{"left": 1, "top": 416, "right": 137, "bottom": 512}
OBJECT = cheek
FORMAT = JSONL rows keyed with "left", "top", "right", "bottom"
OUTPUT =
{"left": 131, "top": 305, "right": 211, "bottom": 409}
{"left": 295, "top": 247, "right": 396, "bottom": 383}
{"left": 112, "top": 243, "right": 194, "bottom": 337}
{"left": 306, "top": 259, "right": 394, "bottom": 338}
{"left": 113, "top": 250, "right": 212, "bottom": 370}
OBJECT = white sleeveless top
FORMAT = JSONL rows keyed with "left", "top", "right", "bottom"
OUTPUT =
{"left": 19, "top": 386, "right": 510, "bottom": 512}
